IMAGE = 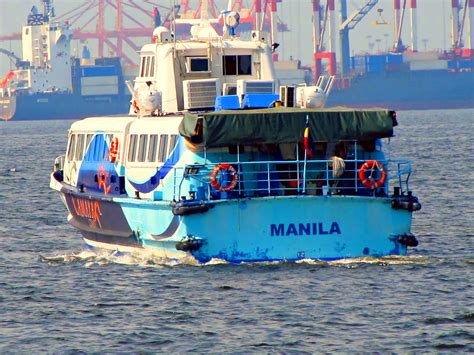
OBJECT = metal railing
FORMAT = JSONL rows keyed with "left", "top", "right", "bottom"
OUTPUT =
{"left": 172, "top": 158, "right": 412, "bottom": 202}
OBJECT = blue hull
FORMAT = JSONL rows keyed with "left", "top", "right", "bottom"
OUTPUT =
{"left": 0, "top": 92, "right": 131, "bottom": 121}
{"left": 326, "top": 70, "right": 474, "bottom": 110}
{"left": 59, "top": 187, "right": 412, "bottom": 263}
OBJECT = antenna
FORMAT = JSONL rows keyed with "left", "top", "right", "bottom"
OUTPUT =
{"left": 171, "top": 0, "right": 177, "bottom": 49}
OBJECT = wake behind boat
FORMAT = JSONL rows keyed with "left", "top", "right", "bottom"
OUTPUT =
{"left": 50, "top": 8, "right": 421, "bottom": 263}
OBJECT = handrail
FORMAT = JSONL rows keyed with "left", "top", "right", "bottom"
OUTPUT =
{"left": 172, "top": 158, "right": 412, "bottom": 202}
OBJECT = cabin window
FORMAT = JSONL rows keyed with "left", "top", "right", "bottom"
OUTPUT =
{"left": 223, "top": 55, "right": 252, "bottom": 75}
{"left": 140, "top": 57, "right": 146, "bottom": 77}
{"left": 137, "top": 134, "right": 148, "bottom": 162}
{"left": 223, "top": 55, "right": 237, "bottom": 75}
{"left": 83, "top": 134, "right": 93, "bottom": 160}
{"left": 169, "top": 134, "right": 178, "bottom": 154}
{"left": 145, "top": 56, "right": 151, "bottom": 77}
{"left": 67, "top": 134, "right": 76, "bottom": 161}
{"left": 85, "top": 134, "right": 93, "bottom": 151}
{"left": 237, "top": 55, "right": 252, "bottom": 75}
{"left": 186, "top": 57, "right": 209, "bottom": 72}
{"left": 128, "top": 134, "right": 138, "bottom": 162}
{"left": 85, "top": 134, "right": 94, "bottom": 156}
{"left": 150, "top": 56, "right": 155, "bottom": 77}
{"left": 148, "top": 134, "right": 159, "bottom": 162}
{"left": 158, "top": 134, "right": 169, "bottom": 162}
{"left": 76, "top": 134, "right": 85, "bottom": 161}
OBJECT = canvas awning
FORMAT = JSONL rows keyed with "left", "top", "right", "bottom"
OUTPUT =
{"left": 179, "top": 107, "right": 396, "bottom": 147}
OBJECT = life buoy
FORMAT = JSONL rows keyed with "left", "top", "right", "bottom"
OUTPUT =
{"left": 210, "top": 164, "right": 238, "bottom": 192}
{"left": 358, "top": 160, "right": 386, "bottom": 189}
{"left": 109, "top": 137, "right": 119, "bottom": 163}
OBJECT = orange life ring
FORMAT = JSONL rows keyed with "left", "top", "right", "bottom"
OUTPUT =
{"left": 109, "top": 137, "right": 119, "bottom": 163}
{"left": 210, "top": 164, "right": 238, "bottom": 192}
{"left": 358, "top": 160, "right": 386, "bottom": 189}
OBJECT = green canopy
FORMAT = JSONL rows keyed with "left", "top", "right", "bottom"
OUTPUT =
{"left": 179, "top": 107, "right": 396, "bottom": 148}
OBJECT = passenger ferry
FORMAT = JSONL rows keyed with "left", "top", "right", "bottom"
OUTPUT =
{"left": 50, "top": 10, "right": 421, "bottom": 263}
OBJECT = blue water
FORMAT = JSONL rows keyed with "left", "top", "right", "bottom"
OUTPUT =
{"left": 0, "top": 110, "right": 473, "bottom": 352}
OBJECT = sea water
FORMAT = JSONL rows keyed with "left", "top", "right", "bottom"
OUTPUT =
{"left": 0, "top": 110, "right": 472, "bottom": 352}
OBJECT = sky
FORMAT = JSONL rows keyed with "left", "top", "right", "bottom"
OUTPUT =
{"left": 0, "top": 0, "right": 458, "bottom": 76}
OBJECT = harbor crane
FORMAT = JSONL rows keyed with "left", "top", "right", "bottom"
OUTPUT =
{"left": 0, "top": 49, "right": 24, "bottom": 68}
{"left": 0, "top": 1, "right": 289, "bottom": 66}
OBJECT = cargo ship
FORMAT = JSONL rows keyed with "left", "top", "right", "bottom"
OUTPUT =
{"left": 325, "top": 52, "right": 474, "bottom": 110}
{"left": 0, "top": 1, "right": 130, "bottom": 121}
{"left": 309, "top": 0, "right": 474, "bottom": 111}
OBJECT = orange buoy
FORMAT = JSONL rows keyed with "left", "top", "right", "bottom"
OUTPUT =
{"left": 358, "top": 160, "right": 386, "bottom": 189}
{"left": 209, "top": 164, "right": 238, "bottom": 191}
{"left": 109, "top": 137, "right": 119, "bottom": 163}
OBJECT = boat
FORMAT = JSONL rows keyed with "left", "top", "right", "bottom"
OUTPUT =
{"left": 50, "top": 8, "right": 421, "bottom": 263}
{"left": 325, "top": 52, "right": 474, "bottom": 110}
{"left": 0, "top": 0, "right": 130, "bottom": 121}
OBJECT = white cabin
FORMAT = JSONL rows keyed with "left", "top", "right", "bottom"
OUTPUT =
{"left": 133, "top": 24, "right": 277, "bottom": 114}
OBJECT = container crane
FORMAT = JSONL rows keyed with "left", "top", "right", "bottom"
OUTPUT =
{"left": 312, "top": 0, "right": 379, "bottom": 80}
{"left": 0, "top": 49, "right": 23, "bottom": 68}
{"left": 0, "top": 0, "right": 289, "bottom": 66}
{"left": 452, "top": 0, "right": 474, "bottom": 58}
{"left": 339, "top": 0, "right": 379, "bottom": 74}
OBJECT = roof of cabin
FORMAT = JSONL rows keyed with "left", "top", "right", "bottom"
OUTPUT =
{"left": 179, "top": 107, "right": 396, "bottom": 147}
{"left": 69, "top": 116, "right": 135, "bottom": 133}
{"left": 140, "top": 38, "right": 267, "bottom": 53}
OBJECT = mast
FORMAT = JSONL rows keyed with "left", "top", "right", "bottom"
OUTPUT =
{"left": 410, "top": 0, "right": 417, "bottom": 51}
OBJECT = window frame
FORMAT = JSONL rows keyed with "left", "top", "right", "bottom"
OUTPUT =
{"left": 158, "top": 134, "right": 169, "bottom": 163}
{"left": 140, "top": 56, "right": 146, "bottom": 77}
{"left": 147, "top": 134, "right": 159, "bottom": 162}
{"left": 127, "top": 134, "right": 138, "bottom": 162}
{"left": 137, "top": 134, "right": 149, "bottom": 163}
{"left": 186, "top": 57, "right": 210, "bottom": 73}
{"left": 169, "top": 135, "right": 178, "bottom": 155}
{"left": 75, "top": 134, "right": 85, "bottom": 161}
{"left": 149, "top": 56, "right": 155, "bottom": 77}
{"left": 237, "top": 55, "right": 252, "bottom": 75}
{"left": 145, "top": 56, "right": 151, "bottom": 77}
{"left": 67, "top": 134, "right": 76, "bottom": 161}
{"left": 222, "top": 55, "right": 252, "bottom": 76}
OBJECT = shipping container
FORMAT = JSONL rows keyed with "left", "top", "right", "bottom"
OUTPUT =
{"left": 403, "top": 51, "right": 440, "bottom": 63}
{"left": 387, "top": 54, "right": 403, "bottom": 64}
{"left": 81, "top": 85, "right": 119, "bottom": 96}
{"left": 80, "top": 66, "right": 119, "bottom": 77}
{"left": 94, "top": 57, "right": 121, "bottom": 66}
{"left": 351, "top": 56, "right": 366, "bottom": 70}
{"left": 367, "top": 61, "right": 386, "bottom": 73}
{"left": 80, "top": 76, "right": 119, "bottom": 86}
{"left": 409, "top": 60, "right": 448, "bottom": 71}
{"left": 367, "top": 55, "right": 387, "bottom": 65}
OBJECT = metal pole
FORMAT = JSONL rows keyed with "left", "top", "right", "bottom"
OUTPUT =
{"left": 255, "top": 0, "right": 262, "bottom": 32}
{"left": 339, "top": 0, "right": 350, "bottom": 74}
{"left": 410, "top": 0, "right": 417, "bottom": 51}
{"left": 452, "top": 0, "right": 460, "bottom": 48}
{"left": 270, "top": 0, "right": 278, "bottom": 61}
{"left": 312, "top": 0, "right": 321, "bottom": 81}
{"left": 468, "top": 0, "right": 474, "bottom": 56}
